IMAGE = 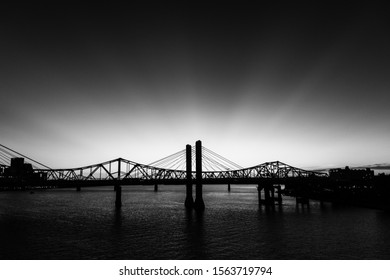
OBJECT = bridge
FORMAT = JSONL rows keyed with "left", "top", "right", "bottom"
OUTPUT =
{"left": 1, "top": 141, "right": 330, "bottom": 210}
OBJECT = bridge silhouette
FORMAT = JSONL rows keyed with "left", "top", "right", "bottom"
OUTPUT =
{"left": 1, "top": 141, "right": 330, "bottom": 211}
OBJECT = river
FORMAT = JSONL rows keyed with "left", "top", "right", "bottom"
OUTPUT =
{"left": 1, "top": 185, "right": 389, "bottom": 259}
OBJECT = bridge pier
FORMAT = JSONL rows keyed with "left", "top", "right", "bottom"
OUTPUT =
{"left": 115, "top": 185, "right": 122, "bottom": 209}
{"left": 194, "top": 140, "right": 205, "bottom": 211}
{"left": 228, "top": 183, "right": 231, "bottom": 192}
{"left": 264, "top": 184, "right": 272, "bottom": 205}
{"left": 258, "top": 184, "right": 271, "bottom": 206}
{"left": 76, "top": 185, "right": 81, "bottom": 192}
{"left": 115, "top": 159, "right": 122, "bottom": 209}
{"left": 154, "top": 184, "right": 158, "bottom": 192}
{"left": 276, "top": 184, "right": 282, "bottom": 204}
{"left": 185, "top": 184, "right": 193, "bottom": 208}
{"left": 194, "top": 183, "right": 205, "bottom": 211}
{"left": 185, "top": 144, "right": 194, "bottom": 209}
{"left": 257, "top": 185, "right": 262, "bottom": 206}
{"left": 296, "top": 196, "right": 309, "bottom": 207}
{"left": 294, "top": 183, "right": 310, "bottom": 207}
{"left": 258, "top": 183, "right": 282, "bottom": 206}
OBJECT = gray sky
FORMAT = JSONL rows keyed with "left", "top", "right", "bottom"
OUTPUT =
{"left": 1, "top": 5, "right": 390, "bottom": 169}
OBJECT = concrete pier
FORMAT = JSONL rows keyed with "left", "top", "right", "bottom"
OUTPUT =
{"left": 115, "top": 185, "right": 122, "bottom": 209}
{"left": 185, "top": 144, "right": 194, "bottom": 209}
{"left": 294, "top": 184, "right": 310, "bottom": 207}
{"left": 228, "top": 183, "right": 231, "bottom": 192}
{"left": 276, "top": 184, "right": 282, "bottom": 204}
{"left": 154, "top": 184, "right": 158, "bottom": 192}
{"left": 194, "top": 140, "right": 205, "bottom": 211}
{"left": 115, "top": 159, "right": 122, "bottom": 208}
{"left": 257, "top": 184, "right": 262, "bottom": 206}
{"left": 264, "top": 184, "right": 271, "bottom": 205}
{"left": 258, "top": 183, "right": 283, "bottom": 206}
{"left": 296, "top": 196, "right": 309, "bottom": 207}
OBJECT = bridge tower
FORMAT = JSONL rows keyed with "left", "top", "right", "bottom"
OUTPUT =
{"left": 194, "top": 140, "right": 205, "bottom": 211}
{"left": 185, "top": 144, "right": 194, "bottom": 209}
{"left": 115, "top": 158, "right": 122, "bottom": 209}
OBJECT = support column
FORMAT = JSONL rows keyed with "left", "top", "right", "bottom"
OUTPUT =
{"left": 264, "top": 184, "right": 270, "bottom": 205}
{"left": 154, "top": 184, "right": 158, "bottom": 192}
{"left": 228, "top": 183, "right": 231, "bottom": 192}
{"left": 257, "top": 184, "right": 262, "bottom": 207}
{"left": 296, "top": 195, "right": 309, "bottom": 207}
{"left": 296, "top": 184, "right": 309, "bottom": 207}
{"left": 77, "top": 170, "right": 83, "bottom": 191}
{"left": 185, "top": 144, "right": 194, "bottom": 209}
{"left": 194, "top": 140, "right": 205, "bottom": 211}
{"left": 115, "top": 185, "right": 122, "bottom": 209}
{"left": 115, "top": 159, "right": 122, "bottom": 209}
{"left": 277, "top": 185, "right": 282, "bottom": 204}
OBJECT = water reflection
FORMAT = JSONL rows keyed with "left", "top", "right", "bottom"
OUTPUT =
{"left": 258, "top": 203, "right": 284, "bottom": 215}
{"left": 114, "top": 208, "right": 122, "bottom": 228}
{"left": 183, "top": 209, "right": 206, "bottom": 259}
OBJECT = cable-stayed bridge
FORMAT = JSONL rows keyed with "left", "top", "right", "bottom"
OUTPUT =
{"left": 0, "top": 142, "right": 326, "bottom": 185}
{"left": 0, "top": 141, "right": 331, "bottom": 210}
{"left": 1, "top": 141, "right": 388, "bottom": 211}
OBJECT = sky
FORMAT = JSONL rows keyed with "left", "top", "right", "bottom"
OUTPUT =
{"left": 1, "top": 5, "right": 390, "bottom": 170}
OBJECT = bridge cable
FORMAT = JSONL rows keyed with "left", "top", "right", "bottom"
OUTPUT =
{"left": 148, "top": 149, "right": 188, "bottom": 170}
{"left": 202, "top": 146, "right": 243, "bottom": 170}
{"left": 153, "top": 149, "right": 185, "bottom": 166}
{"left": 147, "top": 145, "right": 244, "bottom": 172}
{"left": 202, "top": 152, "right": 229, "bottom": 171}
{"left": 163, "top": 152, "right": 186, "bottom": 170}
{"left": 0, "top": 144, "right": 52, "bottom": 170}
{"left": 148, "top": 148, "right": 186, "bottom": 167}
{"left": 201, "top": 147, "right": 242, "bottom": 171}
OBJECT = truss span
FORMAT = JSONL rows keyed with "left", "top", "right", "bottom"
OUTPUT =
{"left": 202, "top": 161, "right": 327, "bottom": 180}
{"left": 34, "top": 158, "right": 326, "bottom": 183}
{"left": 35, "top": 158, "right": 191, "bottom": 181}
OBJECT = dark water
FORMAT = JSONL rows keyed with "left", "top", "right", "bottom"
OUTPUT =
{"left": 1, "top": 185, "right": 390, "bottom": 260}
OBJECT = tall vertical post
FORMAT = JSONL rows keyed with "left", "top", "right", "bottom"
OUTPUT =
{"left": 257, "top": 184, "right": 262, "bottom": 207}
{"left": 264, "top": 184, "right": 270, "bottom": 205}
{"left": 194, "top": 140, "right": 205, "bottom": 211}
{"left": 228, "top": 183, "right": 231, "bottom": 192}
{"left": 77, "top": 170, "right": 82, "bottom": 191}
{"left": 115, "top": 185, "right": 122, "bottom": 208}
{"left": 115, "top": 158, "right": 122, "bottom": 209}
{"left": 185, "top": 144, "right": 194, "bottom": 209}
{"left": 277, "top": 185, "right": 282, "bottom": 204}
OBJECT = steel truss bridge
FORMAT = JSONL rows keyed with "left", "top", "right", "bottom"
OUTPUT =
{"left": 34, "top": 157, "right": 326, "bottom": 187}
{"left": 1, "top": 141, "right": 329, "bottom": 210}
{"left": 2, "top": 141, "right": 388, "bottom": 211}
{"left": 1, "top": 142, "right": 326, "bottom": 187}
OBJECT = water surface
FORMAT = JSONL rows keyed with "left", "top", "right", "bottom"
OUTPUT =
{"left": 1, "top": 185, "right": 389, "bottom": 259}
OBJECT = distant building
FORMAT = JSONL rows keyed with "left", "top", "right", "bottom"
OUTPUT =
{"left": 329, "top": 166, "right": 374, "bottom": 181}
{"left": 4, "top": 158, "right": 33, "bottom": 178}
{"left": 0, "top": 164, "right": 6, "bottom": 176}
